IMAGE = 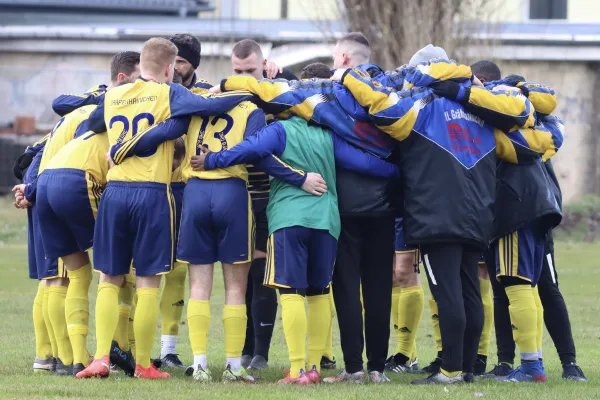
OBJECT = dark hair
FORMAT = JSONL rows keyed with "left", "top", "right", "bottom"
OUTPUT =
{"left": 169, "top": 33, "right": 201, "bottom": 68}
{"left": 338, "top": 32, "right": 370, "bottom": 49}
{"left": 110, "top": 51, "right": 140, "bottom": 82}
{"left": 232, "top": 39, "right": 263, "bottom": 59}
{"left": 301, "top": 63, "right": 333, "bottom": 79}
{"left": 174, "top": 137, "right": 185, "bottom": 161}
{"left": 470, "top": 60, "right": 501, "bottom": 83}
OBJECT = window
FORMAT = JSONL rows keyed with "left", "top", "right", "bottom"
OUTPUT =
{"left": 529, "top": 0, "right": 567, "bottom": 19}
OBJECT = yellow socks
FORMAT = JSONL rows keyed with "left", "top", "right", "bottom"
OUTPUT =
{"left": 395, "top": 286, "right": 424, "bottom": 360}
{"left": 160, "top": 262, "right": 186, "bottom": 358}
{"left": 223, "top": 304, "right": 247, "bottom": 370}
{"left": 134, "top": 287, "right": 160, "bottom": 368}
{"left": 48, "top": 285, "right": 73, "bottom": 365}
{"left": 307, "top": 294, "right": 330, "bottom": 372}
{"left": 114, "top": 277, "right": 134, "bottom": 351}
{"left": 533, "top": 286, "right": 544, "bottom": 359}
{"left": 429, "top": 298, "right": 443, "bottom": 353}
{"left": 66, "top": 264, "right": 92, "bottom": 366}
{"left": 392, "top": 287, "right": 401, "bottom": 352}
{"left": 42, "top": 284, "right": 58, "bottom": 358}
{"left": 281, "top": 294, "right": 306, "bottom": 378}
{"left": 188, "top": 299, "right": 211, "bottom": 358}
{"left": 506, "top": 284, "right": 538, "bottom": 360}
{"left": 94, "top": 282, "right": 120, "bottom": 359}
{"left": 323, "top": 290, "right": 336, "bottom": 360}
{"left": 33, "top": 282, "right": 52, "bottom": 359}
{"left": 478, "top": 279, "right": 493, "bottom": 357}
{"left": 129, "top": 292, "right": 137, "bottom": 358}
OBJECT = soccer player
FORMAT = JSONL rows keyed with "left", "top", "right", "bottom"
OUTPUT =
{"left": 191, "top": 114, "right": 401, "bottom": 385}
{"left": 230, "top": 38, "right": 297, "bottom": 371}
{"left": 157, "top": 33, "right": 213, "bottom": 370}
{"left": 76, "top": 37, "right": 252, "bottom": 380}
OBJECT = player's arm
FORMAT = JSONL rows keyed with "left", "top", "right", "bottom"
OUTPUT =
{"left": 110, "top": 117, "right": 191, "bottom": 164}
{"left": 253, "top": 156, "right": 307, "bottom": 187}
{"left": 51, "top": 84, "right": 107, "bottom": 116}
{"left": 340, "top": 68, "right": 425, "bottom": 141}
{"left": 86, "top": 100, "right": 107, "bottom": 133}
{"left": 203, "top": 122, "right": 287, "bottom": 170}
{"left": 402, "top": 59, "right": 473, "bottom": 89}
{"left": 23, "top": 152, "right": 44, "bottom": 202}
{"left": 168, "top": 83, "right": 254, "bottom": 118}
{"left": 13, "top": 134, "right": 49, "bottom": 180}
{"left": 330, "top": 132, "right": 400, "bottom": 179}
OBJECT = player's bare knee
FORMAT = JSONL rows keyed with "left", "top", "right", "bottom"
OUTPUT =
{"left": 100, "top": 272, "right": 125, "bottom": 286}
{"left": 62, "top": 251, "right": 91, "bottom": 272}
{"left": 478, "top": 264, "right": 490, "bottom": 280}
{"left": 45, "top": 277, "right": 69, "bottom": 287}
{"left": 136, "top": 274, "right": 161, "bottom": 289}
{"left": 222, "top": 262, "right": 250, "bottom": 304}
{"left": 188, "top": 263, "right": 214, "bottom": 300}
{"left": 394, "top": 252, "right": 419, "bottom": 287}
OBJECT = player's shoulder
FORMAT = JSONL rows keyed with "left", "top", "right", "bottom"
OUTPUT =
{"left": 237, "top": 100, "right": 259, "bottom": 112}
{"left": 193, "top": 76, "right": 213, "bottom": 89}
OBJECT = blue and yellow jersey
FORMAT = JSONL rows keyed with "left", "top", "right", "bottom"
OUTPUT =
{"left": 44, "top": 130, "right": 110, "bottom": 216}
{"left": 183, "top": 102, "right": 265, "bottom": 183}
{"left": 39, "top": 104, "right": 97, "bottom": 174}
{"left": 188, "top": 73, "right": 213, "bottom": 95}
{"left": 52, "top": 84, "right": 107, "bottom": 116}
{"left": 24, "top": 134, "right": 50, "bottom": 158}
{"left": 100, "top": 77, "right": 252, "bottom": 184}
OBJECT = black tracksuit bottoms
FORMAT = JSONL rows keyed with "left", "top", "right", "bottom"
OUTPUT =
{"left": 332, "top": 215, "right": 395, "bottom": 374}
{"left": 420, "top": 243, "right": 484, "bottom": 373}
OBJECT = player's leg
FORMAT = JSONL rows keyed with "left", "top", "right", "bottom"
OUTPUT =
{"left": 475, "top": 260, "right": 493, "bottom": 376}
{"left": 497, "top": 227, "right": 546, "bottom": 383}
{"left": 412, "top": 243, "right": 465, "bottom": 385}
{"left": 76, "top": 183, "right": 133, "bottom": 379}
{"left": 160, "top": 181, "right": 187, "bottom": 368}
{"left": 418, "top": 297, "right": 443, "bottom": 374}
{"left": 320, "top": 290, "right": 336, "bottom": 370}
{"left": 110, "top": 268, "right": 136, "bottom": 376}
{"left": 242, "top": 271, "right": 255, "bottom": 368}
{"left": 537, "top": 238, "right": 587, "bottom": 381}
{"left": 247, "top": 208, "right": 278, "bottom": 371}
{"left": 459, "top": 247, "right": 484, "bottom": 381}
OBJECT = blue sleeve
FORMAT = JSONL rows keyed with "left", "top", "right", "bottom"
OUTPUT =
{"left": 24, "top": 137, "right": 47, "bottom": 157}
{"left": 254, "top": 155, "right": 307, "bottom": 188}
{"left": 331, "top": 133, "right": 400, "bottom": 179}
{"left": 168, "top": 83, "right": 254, "bottom": 118}
{"left": 244, "top": 109, "right": 267, "bottom": 138}
{"left": 23, "top": 151, "right": 42, "bottom": 185}
{"left": 204, "top": 122, "right": 286, "bottom": 170}
{"left": 52, "top": 87, "right": 106, "bottom": 116}
{"left": 87, "top": 101, "right": 106, "bottom": 133}
{"left": 110, "top": 117, "right": 191, "bottom": 164}
{"left": 73, "top": 119, "right": 91, "bottom": 139}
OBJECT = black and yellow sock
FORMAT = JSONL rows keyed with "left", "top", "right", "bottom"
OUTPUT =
{"left": 94, "top": 282, "right": 120, "bottom": 359}
{"left": 42, "top": 284, "right": 58, "bottom": 358}
{"left": 396, "top": 286, "right": 424, "bottom": 360}
{"left": 281, "top": 294, "right": 306, "bottom": 378}
{"left": 134, "top": 287, "right": 160, "bottom": 368}
{"left": 66, "top": 264, "right": 92, "bottom": 366}
{"left": 188, "top": 299, "right": 210, "bottom": 359}
{"left": 478, "top": 278, "right": 493, "bottom": 357}
{"left": 533, "top": 286, "right": 543, "bottom": 359}
{"left": 114, "top": 277, "right": 134, "bottom": 352}
{"left": 392, "top": 287, "right": 401, "bottom": 353}
{"left": 160, "top": 262, "right": 186, "bottom": 337}
{"left": 506, "top": 284, "right": 538, "bottom": 360}
{"left": 429, "top": 298, "right": 442, "bottom": 353}
{"left": 307, "top": 294, "right": 330, "bottom": 372}
{"left": 129, "top": 292, "right": 137, "bottom": 358}
{"left": 323, "top": 290, "right": 335, "bottom": 360}
{"left": 33, "top": 282, "right": 52, "bottom": 359}
{"left": 48, "top": 285, "right": 73, "bottom": 365}
{"left": 223, "top": 304, "right": 247, "bottom": 364}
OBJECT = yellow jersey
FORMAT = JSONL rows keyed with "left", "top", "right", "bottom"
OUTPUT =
{"left": 183, "top": 102, "right": 265, "bottom": 183}
{"left": 45, "top": 130, "right": 110, "bottom": 216}
{"left": 39, "top": 105, "right": 97, "bottom": 174}
{"left": 101, "top": 78, "right": 252, "bottom": 184}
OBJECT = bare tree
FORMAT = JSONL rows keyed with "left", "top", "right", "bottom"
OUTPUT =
{"left": 332, "top": 0, "right": 500, "bottom": 69}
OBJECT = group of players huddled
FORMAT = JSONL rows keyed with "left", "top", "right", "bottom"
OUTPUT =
{"left": 11, "top": 31, "right": 588, "bottom": 385}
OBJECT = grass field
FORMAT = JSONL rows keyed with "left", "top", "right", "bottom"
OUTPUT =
{"left": 1, "top": 197, "right": 599, "bottom": 399}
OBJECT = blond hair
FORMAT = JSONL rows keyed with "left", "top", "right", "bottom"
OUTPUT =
{"left": 140, "top": 37, "right": 178, "bottom": 77}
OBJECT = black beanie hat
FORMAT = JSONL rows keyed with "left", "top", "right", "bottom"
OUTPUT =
{"left": 172, "top": 39, "right": 201, "bottom": 69}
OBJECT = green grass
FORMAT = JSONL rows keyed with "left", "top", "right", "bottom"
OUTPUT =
{"left": 1, "top": 196, "right": 599, "bottom": 399}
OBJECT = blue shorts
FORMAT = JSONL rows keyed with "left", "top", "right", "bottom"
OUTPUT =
{"left": 37, "top": 169, "right": 96, "bottom": 259}
{"left": 265, "top": 226, "right": 337, "bottom": 289}
{"left": 171, "top": 182, "right": 185, "bottom": 245}
{"left": 177, "top": 178, "right": 253, "bottom": 265}
{"left": 94, "top": 181, "right": 175, "bottom": 277}
{"left": 395, "top": 218, "right": 417, "bottom": 253}
{"left": 30, "top": 202, "right": 65, "bottom": 280}
{"left": 494, "top": 225, "right": 546, "bottom": 286}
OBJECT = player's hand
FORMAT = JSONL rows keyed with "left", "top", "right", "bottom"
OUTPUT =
{"left": 301, "top": 172, "right": 327, "bottom": 196}
{"left": 12, "top": 184, "right": 26, "bottom": 196}
{"left": 264, "top": 60, "right": 283, "bottom": 79}
{"left": 330, "top": 68, "right": 348, "bottom": 81}
{"left": 209, "top": 85, "right": 222, "bottom": 94}
{"left": 472, "top": 75, "right": 484, "bottom": 87}
{"left": 17, "top": 198, "right": 32, "bottom": 209}
{"left": 191, "top": 146, "right": 211, "bottom": 171}
{"left": 105, "top": 148, "right": 115, "bottom": 168}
